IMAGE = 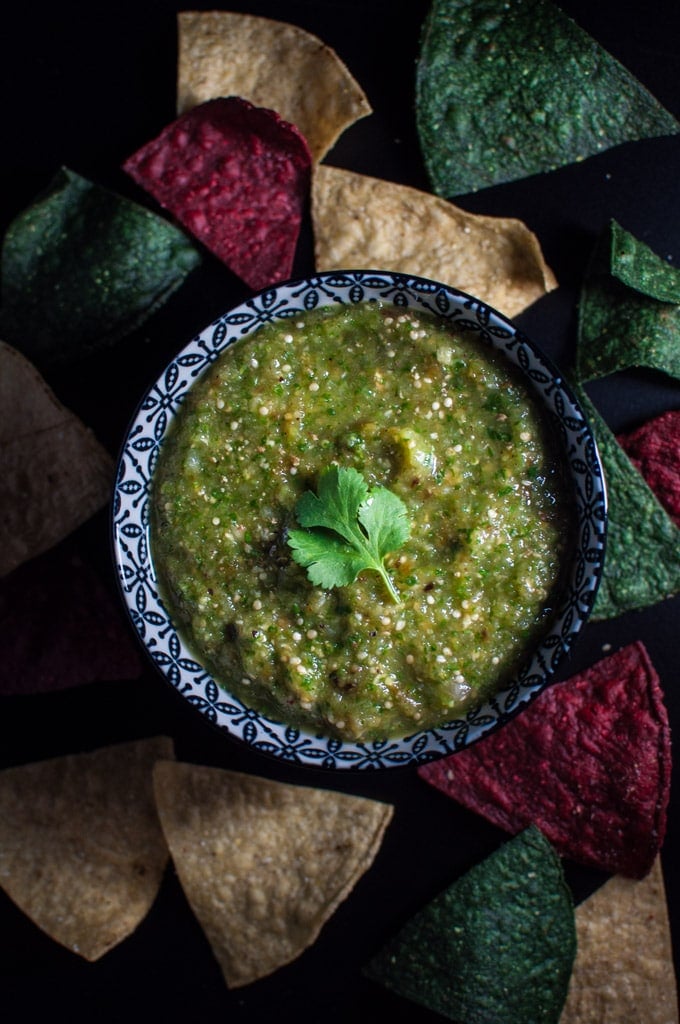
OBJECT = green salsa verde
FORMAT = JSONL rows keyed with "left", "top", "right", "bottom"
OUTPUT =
{"left": 151, "top": 302, "right": 574, "bottom": 741}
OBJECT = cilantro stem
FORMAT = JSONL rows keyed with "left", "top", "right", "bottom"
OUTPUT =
{"left": 378, "top": 565, "right": 402, "bottom": 604}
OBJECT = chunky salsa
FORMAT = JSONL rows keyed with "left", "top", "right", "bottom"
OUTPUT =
{"left": 151, "top": 302, "right": 574, "bottom": 741}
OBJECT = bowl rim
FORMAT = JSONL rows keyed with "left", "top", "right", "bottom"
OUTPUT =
{"left": 111, "top": 269, "right": 607, "bottom": 770}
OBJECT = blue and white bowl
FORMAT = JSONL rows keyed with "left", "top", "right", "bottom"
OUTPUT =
{"left": 112, "top": 271, "right": 607, "bottom": 770}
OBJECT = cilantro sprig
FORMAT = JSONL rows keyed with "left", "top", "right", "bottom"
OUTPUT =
{"left": 287, "top": 466, "right": 410, "bottom": 604}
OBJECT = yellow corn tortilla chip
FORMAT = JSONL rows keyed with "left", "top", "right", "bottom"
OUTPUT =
{"left": 561, "top": 858, "right": 679, "bottom": 1023}
{"left": 152, "top": 761, "right": 394, "bottom": 987}
{"left": 0, "top": 341, "right": 113, "bottom": 577}
{"left": 312, "top": 165, "right": 557, "bottom": 318}
{"left": 0, "top": 737, "right": 174, "bottom": 961}
{"left": 177, "top": 11, "right": 372, "bottom": 162}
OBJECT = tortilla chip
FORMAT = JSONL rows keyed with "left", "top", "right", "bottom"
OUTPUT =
{"left": 617, "top": 410, "right": 680, "bottom": 529}
{"left": 576, "top": 220, "right": 680, "bottom": 383}
{"left": 574, "top": 386, "right": 680, "bottom": 619}
{"left": 416, "top": 0, "right": 679, "bottom": 197}
{"left": 123, "top": 97, "right": 311, "bottom": 291}
{"left": 418, "top": 642, "right": 670, "bottom": 879}
{"left": 312, "top": 165, "right": 556, "bottom": 317}
{"left": 177, "top": 11, "right": 371, "bottom": 162}
{"left": 561, "top": 858, "right": 679, "bottom": 1023}
{"left": 365, "top": 826, "right": 576, "bottom": 1024}
{"left": 0, "top": 168, "right": 201, "bottom": 366}
{"left": 0, "top": 541, "right": 142, "bottom": 695}
{"left": 0, "top": 738, "right": 173, "bottom": 960}
{"left": 152, "top": 762, "right": 393, "bottom": 987}
{"left": 0, "top": 342, "right": 113, "bottom": 578}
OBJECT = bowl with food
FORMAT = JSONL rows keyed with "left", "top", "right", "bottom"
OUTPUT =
{"left": 112, "top": 271, "right": 606, "bottom": 769}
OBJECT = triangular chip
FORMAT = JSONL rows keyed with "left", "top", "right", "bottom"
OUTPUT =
{"left": 418, "top": 643, "right": 670, "bottom": 879}
{"left": 618, "top": 410, "right": 680, "bottom": 529}
{"left": 365, "top": 826, "right": 576, "bottom": 1023}
{"left": 176, "top": 11, "right": 371, "bottom": 162}
{"left": 0, "top": 342, "right": 113, "bottom": 577}
{"left": 0, "top": 168, "right": 201, "bottom": 366}
{"left": 561, "top": 858, "right": 679, "bottom": 1023}
{"left": 575, "top": 386, "right": 680, "bottom": 619}
{"left": 416, "top": 0, "right": 679, "bottom": 196}
{"left": 312, "top": 165, "right": 556, "bottom": 317}
{"left": 0, "top": 540, "right": 142, "bottom": 695}
{"left": 576, "top": 220, "right": 680, "bottom": 383}
{"left": 123, "top": 97, "right": 311, "bottom": 291}
{"left": 0, "top": 738, "right": 173, "bottom": 960}
{"left": 152, "top": 762, "right": 393, "bottom": 987}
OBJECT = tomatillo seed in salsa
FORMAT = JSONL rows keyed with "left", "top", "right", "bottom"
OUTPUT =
{"left": 151, "top": 302, "right": 574, "bottom": 741}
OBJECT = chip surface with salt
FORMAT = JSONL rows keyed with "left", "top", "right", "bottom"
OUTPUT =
{"left": 365, "top": 826, "right": 576, "bottom": 1024}
{"left": 152, "top": 762, "right": 393, "bottom": 987}
{"left": 177, "top": 11, "right": 371, "bottom": 162}
{"left": 0, "top": 738, "right": 173, "bottom": 960}
{"left": 123, "top": 97, "right": 312, "bottom": 291}
{"left": 418, "top": 642, "right": 671, "bottom": 879}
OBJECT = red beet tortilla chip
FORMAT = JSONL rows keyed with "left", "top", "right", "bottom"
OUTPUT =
{"left": 617, "top": 410, "right": 680, "bottom": 529}
{"left": 0, "top": 540, "right": 142, "bottom": 696}
{"left": 123, "top": 97, "right": 312, "bottom": 291}
{"left": 418, "top": 642, "right": 670, "bottom": 878}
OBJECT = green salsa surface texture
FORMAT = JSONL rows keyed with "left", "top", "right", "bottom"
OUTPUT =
{"left": 151, "top": 302, "right": 573, "bottom": 741}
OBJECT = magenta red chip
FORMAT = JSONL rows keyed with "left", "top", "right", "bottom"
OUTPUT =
{"left": 122, "top": 97, "right": 312, "bottom": 291}
{"left": 618, "top": 410, "right": 680, "bottom": 528}
{"left": 418, "top": 642, "right": 670, "bottom": 878}
{"left": 0, "top": 543, "right": 142, "bottom": 695}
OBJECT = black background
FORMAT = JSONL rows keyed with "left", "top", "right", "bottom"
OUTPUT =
{"left": 1, "top": 2, "right": 679, "bottom": 1021}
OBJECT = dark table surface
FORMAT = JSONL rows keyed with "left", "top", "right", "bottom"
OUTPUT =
{"left": 1, "top": 1, "right": 679, "bottom": 1021}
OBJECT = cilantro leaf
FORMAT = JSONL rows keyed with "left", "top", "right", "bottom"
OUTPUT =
{"left": 287, "top": 467, "right": 410, "bottom": 603}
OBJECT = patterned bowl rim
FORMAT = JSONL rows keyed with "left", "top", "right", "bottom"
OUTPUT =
{"left": 112, "top": 270, "right": 608, "bottom": 770}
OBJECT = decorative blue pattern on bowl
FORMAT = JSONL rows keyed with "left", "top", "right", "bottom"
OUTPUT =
{"left": 112, "top": 271, "right": 607, "bottom": 770}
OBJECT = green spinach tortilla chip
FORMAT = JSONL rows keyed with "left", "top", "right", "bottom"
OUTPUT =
{"left": 416, "top": 0, "right": 679, "bottom": 197}
{"left": 575, "top": 386, "right": 680, "bottom": 619}
{"left": 0, "top": 738, "right": 173, "bottom": 960}
{"left": 0, "top": 168, "right": 201, "bottom": 366}
{"left": 576, "top": 220, "right": 680, "bottom": 383}
{"left": 365, "top": 826, "right": 576, "bottom": 1024}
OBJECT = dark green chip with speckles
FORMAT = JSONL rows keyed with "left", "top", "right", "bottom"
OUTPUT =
{"left": 364, "top": 826, "right": 576, "bottom": 1023}
{"left": 0, "top": 168, "right": 201, "bottom": 366}
{"left": 573, "top": 386, "right": 680, "bottom": 621}
{"left": 416, "top": 0, "right": 680, "bottom": 197}
{"left": 576, "top": 220, "right": 680, "bottom": 383}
